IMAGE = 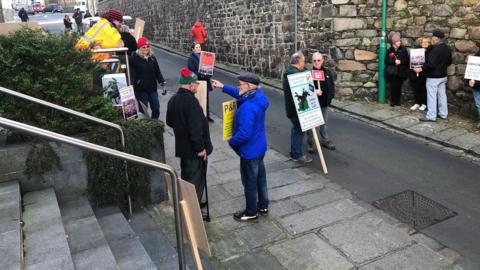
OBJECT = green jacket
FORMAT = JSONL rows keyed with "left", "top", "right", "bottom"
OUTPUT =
{"left": 282, "top": 65, "right": 304, "bottom": 119}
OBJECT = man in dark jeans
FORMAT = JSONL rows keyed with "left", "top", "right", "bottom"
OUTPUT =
{"left": 212, "top": 73, "right": 270, "bottom": 222}
{"left": 166, "top": 68, "right": 213, "bottom": 207}
{"left": 72, "top": 8, "right": 83, "bottom": 35}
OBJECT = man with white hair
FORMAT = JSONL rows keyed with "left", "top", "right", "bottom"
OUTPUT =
{"left": 283, "top": 51, "right": 312, "bottom": 164}
{"left": 307, "top": 52, "right": 336, "bottom": 152}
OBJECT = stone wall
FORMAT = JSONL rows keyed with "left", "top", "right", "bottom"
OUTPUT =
{"left": 98, "top": 0, "right": 480, "bottom": 117}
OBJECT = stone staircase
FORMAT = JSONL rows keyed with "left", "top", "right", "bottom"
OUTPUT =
{"left": 0, "top": 180, "right": 181, "bottom": 270}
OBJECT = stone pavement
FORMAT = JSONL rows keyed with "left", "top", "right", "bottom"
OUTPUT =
{"left": 152, "top": 92, "right": 464, "bottom": 270}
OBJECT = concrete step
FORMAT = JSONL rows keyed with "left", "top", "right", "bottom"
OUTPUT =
{"left": 0, "top": 181, "right": 22, "bottom": 270}
{"left": 96, "top": 207, "right": 157, "bottom": 270}
{"left": 59, "top": 197, "right": 119, "bottom": 270}
{"left": 22, "top": 188, "right": 74, "bottom": 270}
{"left": 129, "top": 209, "right": 179, "bottom": 269}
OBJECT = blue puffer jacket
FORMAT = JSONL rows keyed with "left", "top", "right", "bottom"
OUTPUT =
{"left": 223, "top": 85, "right": 269, "bottom": 159}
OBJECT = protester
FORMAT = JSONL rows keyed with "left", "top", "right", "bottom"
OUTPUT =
{"left": 72, "top": 8, "right": 83, "bottom": 34}
{"left": 129, "top": 37, "right": 165, "bottom": 119}
{"left": 409, "top": 37, "right": 430, "bottom": 111}
{"left": 187, "top": 42, "right": 214, "bottom": 122}
{"left": 283, "top": 51, "right": 312, "bottom": 164}
{"left": 119, "top": 24, "right": 137, "bottom": 56}
{"left": 416, "top": 30, "right": 452, "bottom": 122}
{"left": 307, "top": 52, "right": 336, "bottom": 152}
{"left": 84, "top": 10, "right": 92, "bottom": 18}
{"left": 467, "top": 50, "right": 480, "bottom": 129}
{"left": 63, "top": 15, "right": 73, "bottom": 31}
{"left": 211, "top": 73, "right": 269, "bottom": 222}
{"left": 75, "top": 8, "right": 124, "bottom": 61}
{"left": 191, "top": 20, "right": 207, "bottom": 46}
{"left": 18, "top": 7, "right": 28, "bottom": 22}
{"left": 385, "top": 33, "right": 409, "bottom": 107}
{"left": 166, "top": 68, "right": 213, "bottom": 206}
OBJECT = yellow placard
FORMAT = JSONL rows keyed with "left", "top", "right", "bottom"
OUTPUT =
{"left": 222, "top": 100, "right": 237, "bottom": 141}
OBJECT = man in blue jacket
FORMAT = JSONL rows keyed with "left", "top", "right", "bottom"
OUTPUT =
{"left": 212, "top": 73, "right": 270, "bottom": 222}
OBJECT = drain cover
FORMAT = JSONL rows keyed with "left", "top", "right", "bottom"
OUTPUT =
{"left": 372, "top": 190, "right": 457, "bottom": 231}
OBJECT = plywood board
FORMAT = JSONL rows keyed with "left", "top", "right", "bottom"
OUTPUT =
{"left": 133, "top": 18, "right": 145, "bottom": 40}
{"left": 195, "top": 81, "right": 207, "bottom": 116}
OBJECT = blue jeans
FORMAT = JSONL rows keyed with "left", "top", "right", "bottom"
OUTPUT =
{"left": 289, "top": 117, "right": 305, "bottom": 159}
{"left": 135, "top": 90, "right": 160, "bottom": 119}
{"left": 240, "top": 156, "right": 268, "bottom": 216}
{"left": 473, "top": 89, "right": 480, "bottom": 119}
{"left": 426, "top": 77, "right": 448, "bottom": 120}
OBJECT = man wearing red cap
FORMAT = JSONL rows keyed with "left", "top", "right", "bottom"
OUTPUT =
{"left": 130, "top": 37, "right": 165, "bottom": 119}
{"left": 167, "top": 68, "right": 213, "bottom": 207}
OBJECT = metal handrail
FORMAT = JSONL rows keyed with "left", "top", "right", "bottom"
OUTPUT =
{"left": 0, "top": 85, "right": 133, "bottom": 216}
{"left": 0, "top": 116, "right": 187, "bottom": 270}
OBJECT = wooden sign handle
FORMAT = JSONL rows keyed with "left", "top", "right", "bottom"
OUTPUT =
{"left": 311, "top": 128, "right": 328, "bottom": 175}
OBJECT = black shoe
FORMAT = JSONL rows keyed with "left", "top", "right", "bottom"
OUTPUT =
{"left": 207, "top": 117, "right": 214, "bottom": 123}
{"left": 419, "top": 117, "right": 436, "bottom": 122}
{"left": 233, "top": 210, "right": 258, "bottom": 222}
{"left": 200, "top": 201, "right": 207, "bottom": 209}
{"left": 321, "top": 141, "right": 336, "bottom": 150}
{"left": 202, "top": 213, "right": 211, "bottom": 222}
{"left": 258, "top": 208, "right": 269, "bottom": 215}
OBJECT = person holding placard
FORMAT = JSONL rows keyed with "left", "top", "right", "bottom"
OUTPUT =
{"left": 307, "top": 52, "right": 336, "bottom": 152}
{"left": 187, "top": 42, "right": 214, "bottom": 122}
{"left": 385, "top": 33, "right": 410, "bottom": 107}
{"left": 409, "top": 37, "right": 430, "bottom": 111}
{"left": 211, "top": 73, "right": 269, "bottom": 222}
{"left": 467, "top": 51, "right": 480, "bottom": 129}
{"left": 166, "top": 68, "right": 213, "bottom": 206}
{"left": 416, "top": 29, "right": 452, "bottom": 122}
{"left": 283, "top": 51, "right": 313, "bottom": 164}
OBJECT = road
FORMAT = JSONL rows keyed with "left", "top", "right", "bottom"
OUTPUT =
{"left": 39, "top": 17, "right": 480, "bottom": 269}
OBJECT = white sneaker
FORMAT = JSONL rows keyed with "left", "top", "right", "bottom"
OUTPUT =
{"left": 419, "top": 104, "right": 427, "bottom": 111}
{"left": 410, "top": 104, "right": 420, "bottom": 110}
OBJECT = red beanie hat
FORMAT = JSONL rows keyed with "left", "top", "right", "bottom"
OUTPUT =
{"left": 137, "top": 37, "right": 149, "bottom": 48}
{"left": 105, "top": 8, "right": 123, "bottom": 22}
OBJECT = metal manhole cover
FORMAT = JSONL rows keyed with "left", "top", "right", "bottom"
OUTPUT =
{"left": 372, "top": 190, "right": 457, "bottom": 231}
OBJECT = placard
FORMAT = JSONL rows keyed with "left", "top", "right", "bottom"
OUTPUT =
{"left": 195, "top": 81, "right": 207, "bottom": 116}
{"left": 287, "top": 71, "right": 325, "bottom": 132}
{"left": 133, "top": 18, "right": 145, "bottom": 41}
{"left": 464, "top": 56, "right": 480, "bottom": 81}
{"left": 199, "top": 52, "right": 215, "bottom": 76}
{"left": 119, "top": 85, "right": 139, "bottom": 119}
{"left": 222, "top": 100, "right": 237, "bottom": 141}
{"left": 311, "top": 70, "right": 325, "bottom": 81}
{"left": 102, "top": 73, "right": 127, "bottom": 107}
{"left": 410, "top": 48, "right": 425, "bottom": 69}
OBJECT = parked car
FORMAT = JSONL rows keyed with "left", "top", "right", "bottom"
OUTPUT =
{"left": 44, "top": 4, "right": 63, "bottom": 13}
{"left": 25, "top": 5, "right": 35, "bottom": 15}
{"left": 32, "top": 3, "right": 44, "bottom": 13}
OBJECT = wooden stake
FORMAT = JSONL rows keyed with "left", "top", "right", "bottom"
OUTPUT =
{"left": 311, "top": 128, "right": 328, "bottom": 175}
{"left": 180, "top": 200, "right": 203, "bottom": 270}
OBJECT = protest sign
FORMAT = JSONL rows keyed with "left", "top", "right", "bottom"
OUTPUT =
{"left": 133, "top": 18, "right": 145, "bottom": 40}
{"left": 102, "top": 73, "right": 127, "bottom": 107}
{"left": 464, "top": 56, "right": 480, "bottom": 81}
{"left": 199, "top": 52, "right": 215, "bottom": 75}
{"left": 119, "top": 85, "right": 139, "bottom": 119}
{"left": 222, "top": 100, "right": 237, "bottom": 141}
{"left": 287, "top": 71, "right": 328, "bottom": 174}
{"left": 311, "top": 70, "right": 325, "bottom": 81}
{"left": 410, "top": 48, "right": 425, "bottom": 69}
{"left": 195, "top": 81, "right": 207, "bottom": 116}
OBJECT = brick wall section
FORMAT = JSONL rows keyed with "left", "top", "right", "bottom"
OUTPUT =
{"left": 98, "top": 0, "right": 480, "bottom": 117}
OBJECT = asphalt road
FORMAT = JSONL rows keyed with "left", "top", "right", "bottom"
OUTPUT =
{"left": 153, "top": 48, "right": 480, "bottom": 269}
{"left": 37, "top": 17, "right": 480, "bottom": 268}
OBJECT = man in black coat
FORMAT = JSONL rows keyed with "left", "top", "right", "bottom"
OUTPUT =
{"left": 307, "top": 52, "right": 336, "bottom": 152}
{"left": 72, "top": 8, "right": 83, "bottom": 34}
{"left": 416, "top": 29, "right": 452, "bottom": 122}
{"left": 18, "top": 7, "right": 29, "bottom": 22}
{"left": 166, "top": 68, "right": 213, "bottom": 205}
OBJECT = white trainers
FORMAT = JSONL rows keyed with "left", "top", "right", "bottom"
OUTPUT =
{"left": 410, "top": 104, "right": 420, "bottom": 110}
{"left": 419, "top": 104, "right": 427, "bottom": 111}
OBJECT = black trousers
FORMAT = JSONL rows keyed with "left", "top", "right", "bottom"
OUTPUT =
{"left": 389, "top": 76, "right": 405, "bottom": 106}
{"left": 410, "top": 76, "right": 427, "bottom": 105}
{"left": 180, "top": 157, "right": 207, "bottom": 202}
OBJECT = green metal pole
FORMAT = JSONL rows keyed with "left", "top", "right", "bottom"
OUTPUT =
{"left": 378, "top": 0, "right": 387, "bottom": 104}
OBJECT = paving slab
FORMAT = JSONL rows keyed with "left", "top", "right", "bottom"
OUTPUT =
{"left": 384, "top": 115, "right": 421, "bottom": 129}
{"left": 406, "top": 122, "right": 450, "bottom": 137}
{"left": 430, "top": 127, "right": 469, "bottom": 142}
{"left": 331, "top": 99, "right": 355, "bottom": 108}
{"left": 448, "top": 133, "right": 480, "bottom": 150}
{"left": 269, "top": 179, "right": 325, "bottom": 201}
{"left": 205, "top": 184, "right": 231, "bottom": 203}
{"left": 205, "top": 222, "right": 250, "bottom": 262}
{"left": 233, "top": 220, "right": 286, "bottom": 249}
{"left": 320, "top": 212, "right": 413, "bottom": 263}
{"left": 71, "top": 245, "right": 118, "bottom": 270}
{"left": 367, "top": 109, "right": 402, "bottom": 121}
{"left": 342, "top": 102, "right": 378, "bottom": 116}
{"left": 278, "top": 199, "right": 368, "bottom": 234}
{"left": 359, "top": 244, "right": 450, "bottom": 270}
{"left": 210, "top": 196, "right": 245, "bottom": 218}
{"left": 208, "top": 170, "right": 241, "bottom": 186}
{"left": 108, "top": 237, "right": 157, "bottom": 270}
{"left": 268, "top": 234, "right": 354, "bottom": 270}
{"left": 292, "top": 188, "right": 348, "bottom": 209}
{"left": 224, "top": 250, "right": 284, "bottom": 270}
{"left": 0, "top": 181, "right": 21, "bottom": 270}
{"left": 267, "top": 198, "right": 303, "bottom": 218}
